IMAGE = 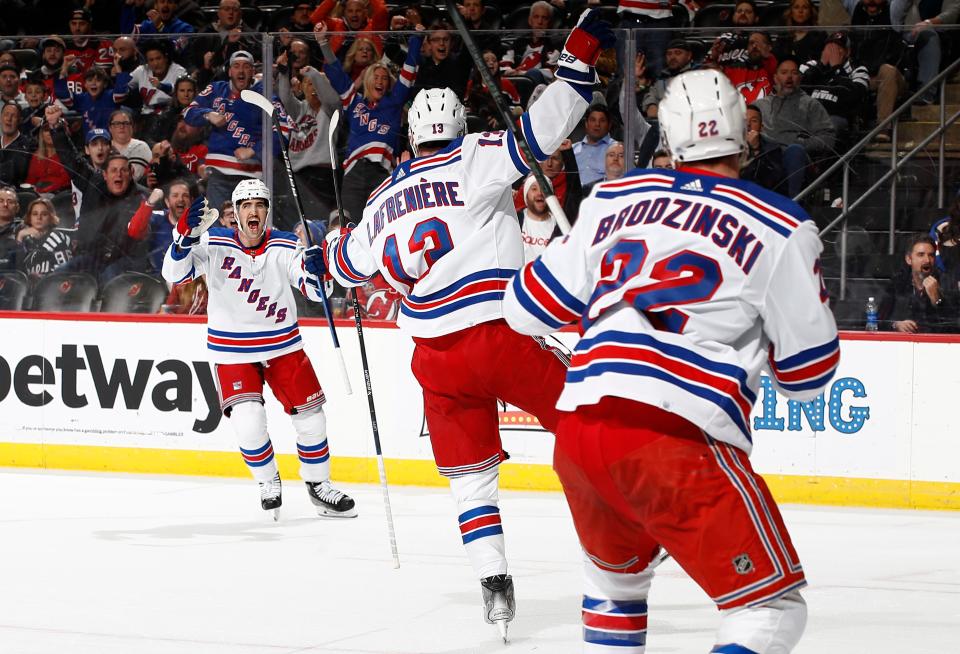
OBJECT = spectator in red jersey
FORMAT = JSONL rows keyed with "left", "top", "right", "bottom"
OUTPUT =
{"left": 310, "top": 0, "right": 389, "bottom": 59}
{"left": 161, "top": 276, "right": 208, "bottom": 315}
{"left": 169, "top": 117, "right": 209, "bottom": 179}
{"left": 722, "top": 31, "right": 776, "bottom": 104}
{"left": 708, "top": 0, "right": 761, "bottom": 68}
{"left": 25, "top": 124, "right": 71, "bottom": 196}
{"left": 65, "top": 8, "right": 114, "bottom": 73}
{"left": 16, "top": 197, "right": 75, "bottom": 278}
{"left": 774, "top": 0, "right": 827, "bottom": 65}
{"left": 31, "top": 36, "right": 82, "bottom": 99}
{"left": 465, "top": 50, "right": 522, "bottom": 130}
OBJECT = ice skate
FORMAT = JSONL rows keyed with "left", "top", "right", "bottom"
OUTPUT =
{"left": 305, "top": 480, "right": 357, "bottom": 518}
{"left": 481, "top": 574, "right": 515, "bottom": 643}
{"left": 259, "top": 472, "right": 282, "bottom": 521}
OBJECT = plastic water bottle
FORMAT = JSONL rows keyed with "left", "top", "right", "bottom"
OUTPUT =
{"left": 865, "top": 297, "right": 878, "bottom": 331}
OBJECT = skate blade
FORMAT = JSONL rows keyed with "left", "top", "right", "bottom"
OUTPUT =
{"left": 496, "top": 618, "right": 509, "bottom": 643}
{"left": 314, "top": 506, "right": 358, "bottom": 519}
{"left": 272, "top": 507, "right": 280, "bottom": 521}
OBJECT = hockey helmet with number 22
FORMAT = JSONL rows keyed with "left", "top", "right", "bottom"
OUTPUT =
{"left": 408, "top": 87, "right": 467, "bottom": 157}
{"left": 658, "top": 69, "right": 747, "bottom": 164}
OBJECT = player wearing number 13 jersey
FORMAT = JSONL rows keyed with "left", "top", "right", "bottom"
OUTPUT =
{"left": 324, "top": 9, "right": 616, "bottom": 638}
{"left": 504, "top": 70, "right": 839, "bottom": 653}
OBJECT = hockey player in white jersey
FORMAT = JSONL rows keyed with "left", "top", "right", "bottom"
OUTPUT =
{"left": 162, "top": 179, "right": 356, "bottom": 520}
{"left": 504, "top": 69, "right": 840, "bottom": 653}
{"left": 319, "top": 9, "right": 615, "bottom": 639}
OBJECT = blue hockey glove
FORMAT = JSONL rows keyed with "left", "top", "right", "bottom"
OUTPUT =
{"left": 556, "top": 9, "right": 617, "bottom": 87}
{"left": 174, "top": 196, "right": 219, "bottom": 248}
{"left": 304, "top": 245, "right": 328, "bottom": 280}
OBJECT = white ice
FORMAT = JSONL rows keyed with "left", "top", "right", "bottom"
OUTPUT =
{"left": 0, "top": 469, "right": 957, "bottom": 653}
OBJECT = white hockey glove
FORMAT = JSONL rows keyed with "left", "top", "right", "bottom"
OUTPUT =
{"left": 173, "top": 196, "right": 219, "bottom": 249}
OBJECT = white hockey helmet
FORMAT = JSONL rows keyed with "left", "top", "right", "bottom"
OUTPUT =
{"left": 231, "top": 178, "right": 271, "bottom": 211}
{"left": 408, "top": 87, "right": 466, "bottom": 157}
{"left": 658, "top": 69, "right": 747, "bottom": 164}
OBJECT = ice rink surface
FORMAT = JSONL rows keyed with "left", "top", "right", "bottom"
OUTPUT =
{"left": 0, "top": 469, "right": 957, "bottom": 654}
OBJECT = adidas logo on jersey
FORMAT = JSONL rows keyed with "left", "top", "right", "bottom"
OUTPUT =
{"left": 396, "top": 168, "right": 406, "bottom": 179}
{"left": 680, "top": 179, "right": 704, "bottom": 192}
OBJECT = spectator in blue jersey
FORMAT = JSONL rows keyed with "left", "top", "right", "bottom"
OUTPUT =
{"left": 123, "top": 0, "right": 196, "bottom": 57}
{"left": 184, "top": 50, "right": 291, "bottom": 213}
{"left": 54, "top": 62, "right": 116, "bottom": 132}
{"left": 573, "top": 104, "right": 615, "bottom": 187}
{"left": 128, "top": 179, "right": 194, "bottom": 274}
{"left": 321, "top": 28, "right": 423, "bottom": 227}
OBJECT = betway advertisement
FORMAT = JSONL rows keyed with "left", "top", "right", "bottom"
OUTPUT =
{"left": 0, "top": 317, "right": 957, "bottom": 488}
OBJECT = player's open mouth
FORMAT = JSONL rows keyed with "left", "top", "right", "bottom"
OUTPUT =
{"left": 247, "top": 219, "right": 261, "bottom": 231}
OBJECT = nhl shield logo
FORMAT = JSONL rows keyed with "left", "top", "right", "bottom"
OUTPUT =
{"left": 233, "top": 381, "right": 242, "bottom": 391}
{"left": 733, "top": 553, "right": 754, "bottom": 575}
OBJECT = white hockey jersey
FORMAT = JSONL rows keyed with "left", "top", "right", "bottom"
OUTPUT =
{"left": 503, "top": 167, "right": 840, "bottom": 454}
{"left": 161, "top": 227, "right": 324, "bottom": 364}
{"left": 326, "top": 80, "right": 588, "bottom": 338}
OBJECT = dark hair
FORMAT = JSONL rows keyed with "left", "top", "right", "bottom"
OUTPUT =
{"left": 1, "top": 99, "right": 21, "bottom": 119}
{"left": 906, "top": 233, "right": 936, "bottom": 256}
{"left": 84, "top": 66, "right": 110, "bottom": 82}
{"left": 734, "top": 0, "right": 757, "bottom": 10}
{"left": 165, "top": 178, "right": 192, "bottom": 197}
{"left": 109, "top": 107, "right": 133, "bottom": 122}
{"left": 586, "top": 103, "right": 612, "bottom": 121}
{"left": 939, "top": 194, "right": 960, "bottom": 244}
{"left": 105, "top": 152, "right": 130, "bottom": 168}
{"left": 140, "top": 40, "right": 171, "bottom": 60}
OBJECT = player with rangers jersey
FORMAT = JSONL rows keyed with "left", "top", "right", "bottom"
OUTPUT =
{"left": 319, "top": 10, "right": 615, "bottom": 640}
{"left": 503, "top": 69, "right": 839, "bottom": 653}
{"left": 161, "top": 179, "right": 356, "bottom": 520}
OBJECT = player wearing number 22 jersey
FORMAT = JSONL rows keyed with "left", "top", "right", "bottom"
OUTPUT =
{"left": 504, "top": 69, "right": 839, "bottom": 653}
{"left": 325, "top": 9, "right": 617, "bottom": 637}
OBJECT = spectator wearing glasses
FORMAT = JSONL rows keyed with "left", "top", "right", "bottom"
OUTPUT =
{"left": 108, "top": 108, "right": 151, "bottom": 182}
{"left": 413, "top": 21, "right": 474, "bottom": 100}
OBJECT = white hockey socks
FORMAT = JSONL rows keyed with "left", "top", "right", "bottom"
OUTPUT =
{"left": 712, "top": 590, "right": 807, "bottom": 654}
{"left": 449, "top": 469, "right": 507, "bottom": 580}
{"left": 230, "top": 401, "right": 277, "bottom": 483}
{"left": 581, "top": 552, "right": 654, "bottom": 653}
{"left": 291, "top": 408, "right": 331, "bottom": 483}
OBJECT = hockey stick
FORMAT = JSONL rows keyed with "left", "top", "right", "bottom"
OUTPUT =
{"left": 444, "top": 0, "right": 572, "bottom": 234}
{"left": 240, "top": 89, "right": 352, "bottom": 396}
{"left": 327, "top": 108, "right": 401, "bottom": 569}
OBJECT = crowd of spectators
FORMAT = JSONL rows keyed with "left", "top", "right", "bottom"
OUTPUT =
{"left": 0, "top": 0, "right": 956, "bottom": 330}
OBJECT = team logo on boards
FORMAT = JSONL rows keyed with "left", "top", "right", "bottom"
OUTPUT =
{"left": 733, "top": 553, "right": 754, "bottom": 575}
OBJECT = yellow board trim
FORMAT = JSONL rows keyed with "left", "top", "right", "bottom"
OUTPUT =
{"left": 2, "top": 442, "right": 958, "bottom": 511}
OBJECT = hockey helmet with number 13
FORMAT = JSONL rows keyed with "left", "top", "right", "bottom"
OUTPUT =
{"left": 658, "top": 69, "right": 747, "bottom": 164}
{"left": 408, "top": 87, "right": 467, "bottom": 157}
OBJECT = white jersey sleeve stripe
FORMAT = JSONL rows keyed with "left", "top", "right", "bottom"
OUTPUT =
{"left": 519, "top": 112, "right": 548, "bottom": 161}
{"left": 400, "top": 268, "right": 512, "bottom": 319}
{"left": 333, "top": 232, "right": 372, "bottom": 283}
{"left": 767, "top": 336, "right": 840, "bottom": 393}
{"left": 569, "top": 330, "right": 756, "bottom": 440}
{"left": 511, "top": 259, "right": 585, "bottom": 329}
{"left": 505, "top": 131, "right": 531, "bottom": 176}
